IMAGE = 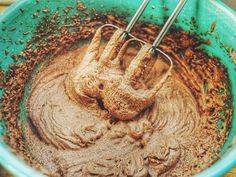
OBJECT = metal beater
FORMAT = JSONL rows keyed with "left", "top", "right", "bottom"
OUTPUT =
{"left": 98, "top": 0, "right": 188, "bottom": 77}
{"left": 71, "top": 0, "right": 189, "bottom": 120}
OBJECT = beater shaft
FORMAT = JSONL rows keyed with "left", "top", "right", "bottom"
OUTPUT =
{"left": 152, "top": 0, "right": 188, "bottom": 48}
{"left": 125, "top": 0, "right": 151, "bottom": 33}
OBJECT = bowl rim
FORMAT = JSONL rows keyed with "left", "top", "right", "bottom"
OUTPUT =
{"left": 0, "top": 0, "right": 236, "bottom": 177}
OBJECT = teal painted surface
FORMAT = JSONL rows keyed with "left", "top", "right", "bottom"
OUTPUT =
{"left": 0, "top": 0, "right": 235, "bottom": 177}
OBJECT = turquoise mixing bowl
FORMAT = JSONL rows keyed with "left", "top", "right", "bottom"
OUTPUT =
{"left": 0, "top": 0, "right": 236, "bottom": 176}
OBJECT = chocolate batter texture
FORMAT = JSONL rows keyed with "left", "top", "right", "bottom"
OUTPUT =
{"left": 0, "top": 5, "right": 233, "bottom": 177}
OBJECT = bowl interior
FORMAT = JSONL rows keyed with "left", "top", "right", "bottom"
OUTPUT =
{"left": 0, "top": 0, "right": 236, "bottom": 177}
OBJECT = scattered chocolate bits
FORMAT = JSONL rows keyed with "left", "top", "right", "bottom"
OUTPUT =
{"left": 20, "top": 8, "right": 24, "bottom": 13}
{"left": 77, "top": 0, "right": 86, "bottom": 11}
{"left": 64, "top": 9, "right": 70, "bottom": 14}
{"left": 33, "top": 13, "right": 39, "bottom": 18}
{"left": 9, "top": 27, "right": 16, "bottom": 31}
{"left": 20, "top": 40, "right": 24, "bottom": 44}
{"left": 0, "top": 70, "right": 5, "bottom": 88}
{"left": 42, "top": 9, "right": 50, "bottom": 14}
{"left": 5, "top": 50, "right": 9, "bottom": 56}
{"left": 0, "top": 4, "right": 233, "bottom": 176}
{"left": 11, "top": 54, "right": 17, "bottom": 62}
{"left": 203, "top": 39, "right": 211, "bottom": 45}
{"left": 164, "top": 7, "right": 169, "bottom": 11}
{"left": 210, "top": 20, "right": 217, "bottom": 33}
{"left": 1, "top": 27, "right": 6, "bottom": 31}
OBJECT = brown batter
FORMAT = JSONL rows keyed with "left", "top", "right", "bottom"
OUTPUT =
{"left": 25, "top": 26, "right": 230, "bottom": 176}
{"left": 1, "top": 12, "right": 232, "bottom": 177}
{"left": 27, "top": 43, "right": 198, "bottom": 176}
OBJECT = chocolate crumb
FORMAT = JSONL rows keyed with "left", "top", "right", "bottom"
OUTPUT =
{"left": 42, "top": 9, "right": 50, "bottom": 14}
{"left": 33, "top": 13, "right": 39, "bottom": 18}
{"left": 9, "top": 27, "right": 16, "bottom": 31}
{"left": 2, "top": 27, "right": 6, "bottom": 31}
{"left": 20, "top": 8, "right": 24, "bottom": 13}
{"left": 77, "top": 0, "right": 86, "bottom": 11}
{"left": 210, "top": 20, "right": 217, "bottom": 33}
{"left": 5, "top": 50, "right": 9, "bottom": 56}
{"left": 11, "top": 54, "right": 17, "bottom": 62}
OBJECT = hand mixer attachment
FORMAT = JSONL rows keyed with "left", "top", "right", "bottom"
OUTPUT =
{"left": 67, "top": 0, "right": 188, "bottom": 120}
